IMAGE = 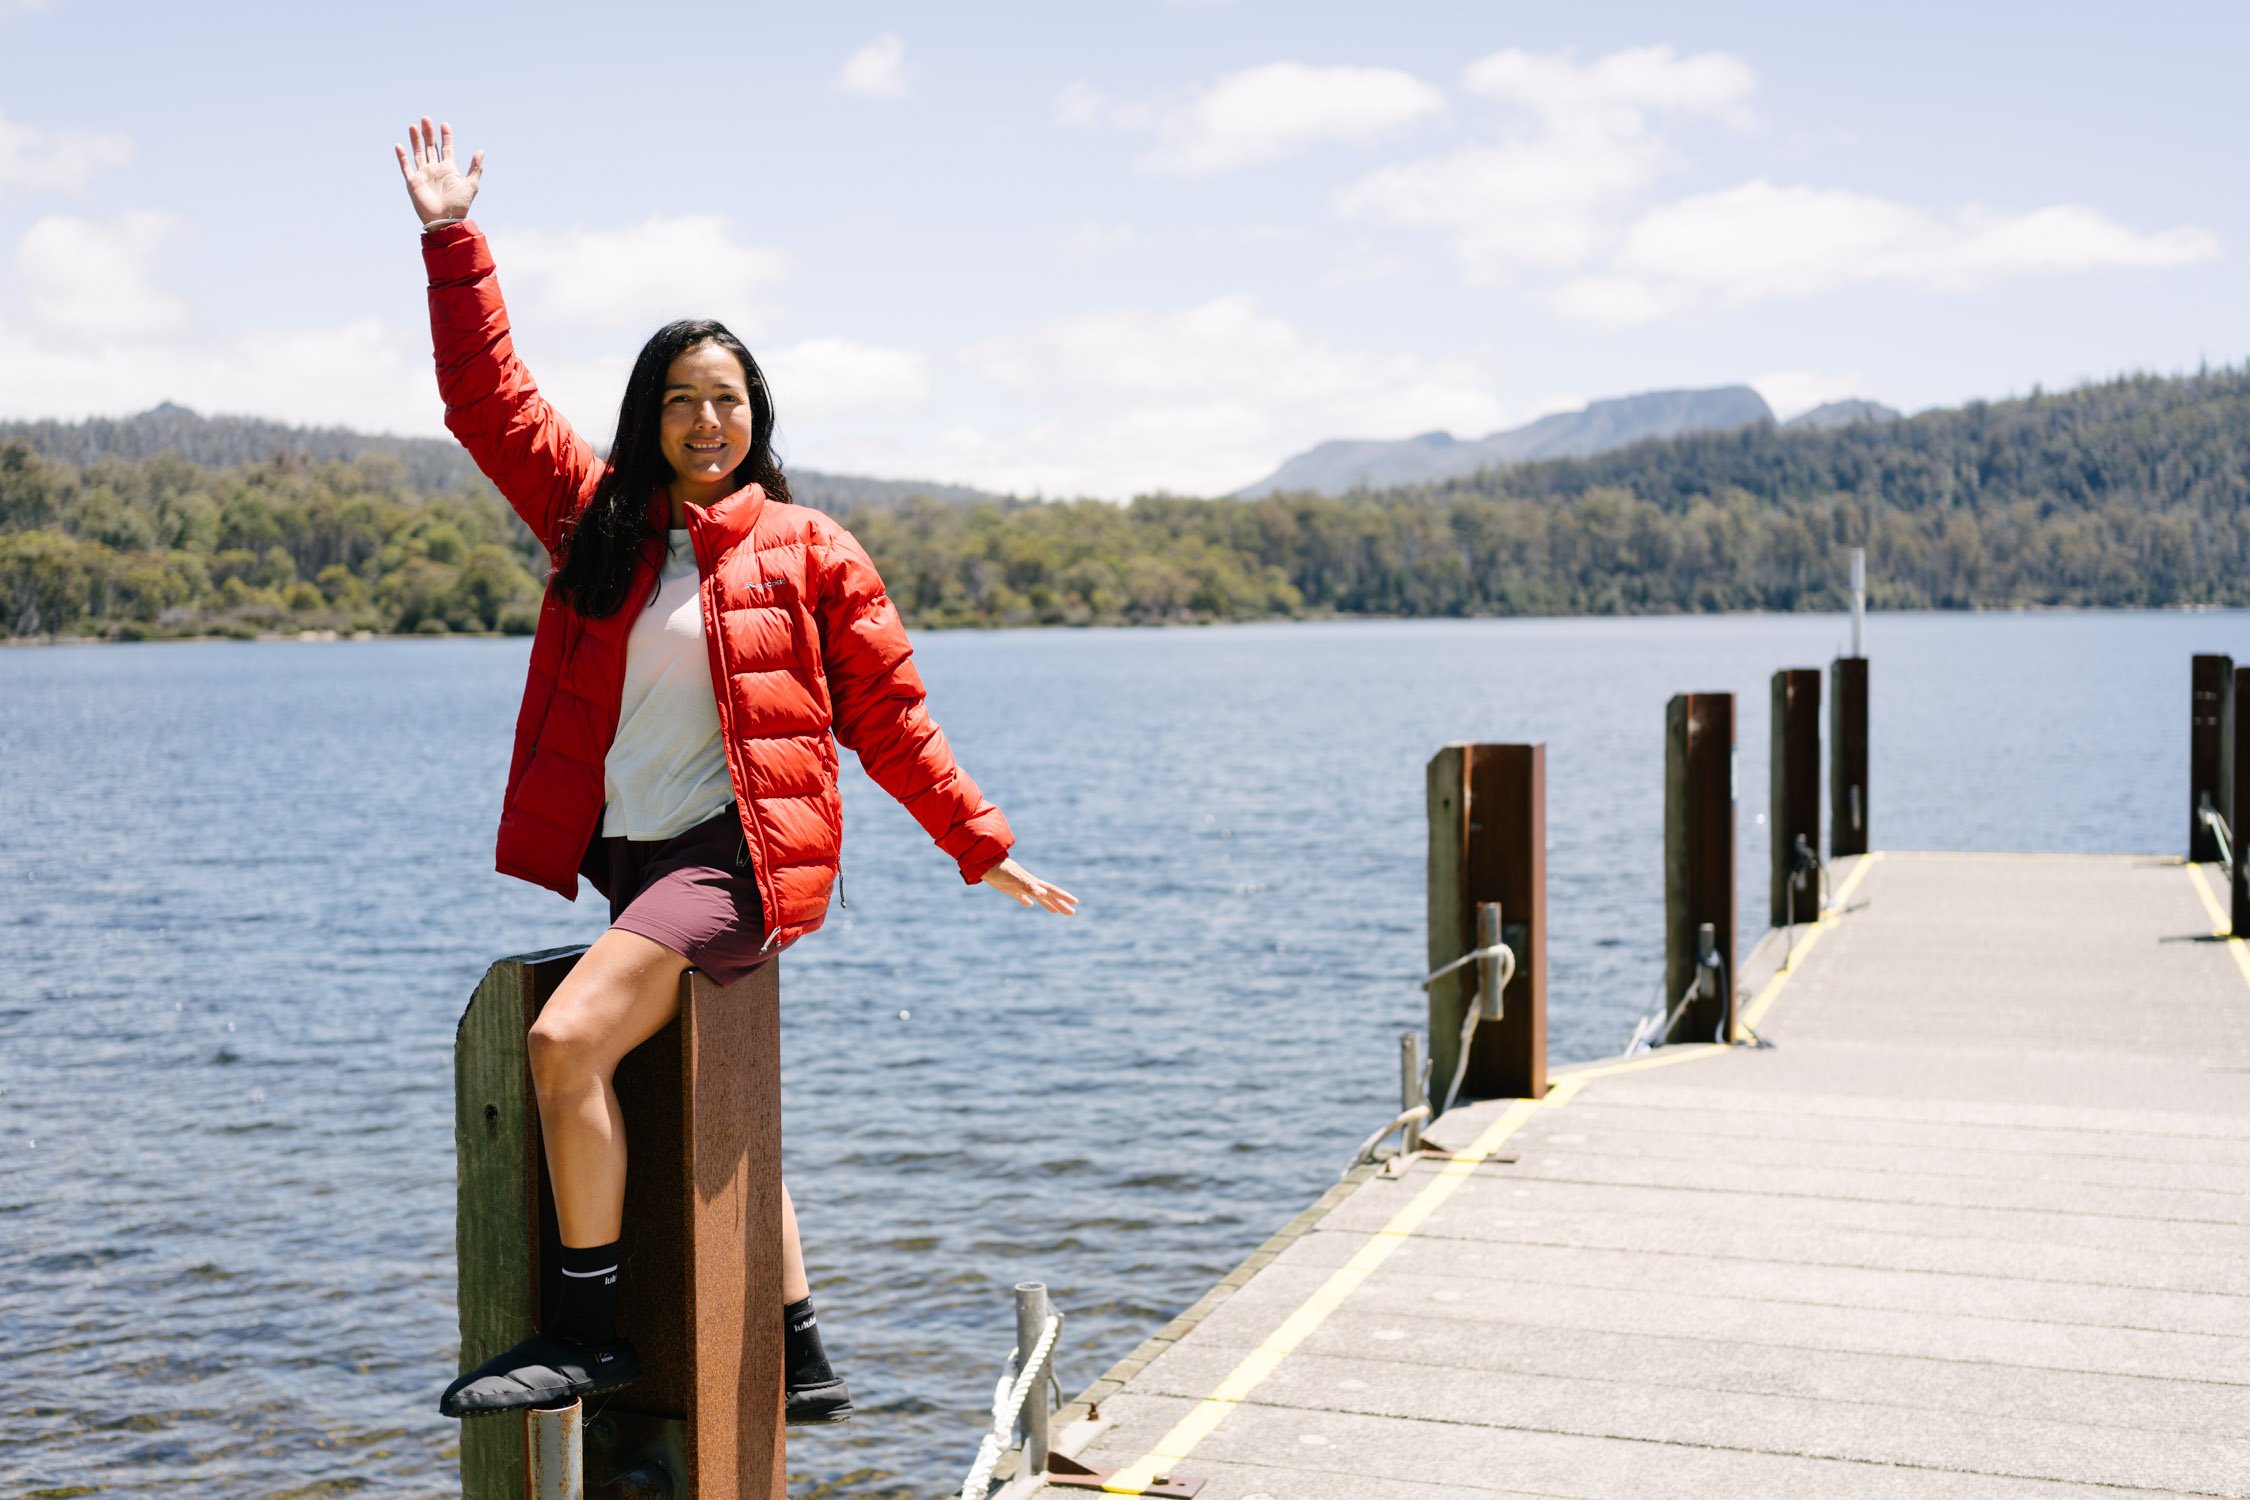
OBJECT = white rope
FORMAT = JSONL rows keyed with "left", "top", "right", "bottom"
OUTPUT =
{"left": 1343, "top": 940, "right": 1518, "bottom": 1176}
{"left": 1434, "top": 945, "right": 1513, "bottom": 1118}
{"left": 1421, "top": 940, "right": 1513, "bottom": 989}
{"left": 957, "top": 1311, "right": 1064, "bottom": 1500}
{"left": 1340, "top": 1103, "right": 1431, "bottom": 1177}
{"left": 2201, "top": 799, "right": 2234, "bottom": 872}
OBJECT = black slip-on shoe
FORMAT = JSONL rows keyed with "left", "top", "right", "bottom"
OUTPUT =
{"left": 439, "top": 1332, "right": 641, "bottom": 1418}
{"left": 785, "top": 1376, "right": 854, "bottom": 1426}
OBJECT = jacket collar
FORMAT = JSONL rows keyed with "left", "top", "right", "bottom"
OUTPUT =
{"left": 647, "top": 481, "right": 771, "bottom": 549}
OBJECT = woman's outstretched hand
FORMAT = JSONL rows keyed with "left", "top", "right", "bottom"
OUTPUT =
{"left": 393, "top": 115, "right": 483, "bottom": 226}
{"left": 980, "top": 858, "right": 1078, "bottom": 915}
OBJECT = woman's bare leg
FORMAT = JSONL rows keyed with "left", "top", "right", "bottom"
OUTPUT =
{"left": 527, "top": 927, "right": 690, "bottom": 1246}
{"left": 782, "top": 1183, "right": 810, "bottom": 1303}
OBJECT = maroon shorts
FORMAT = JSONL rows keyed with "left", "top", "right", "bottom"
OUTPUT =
{"left": 578, "top": 805, "right": 770, "bottom": 986}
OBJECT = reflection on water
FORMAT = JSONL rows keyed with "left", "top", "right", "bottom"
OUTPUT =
{"left": 0, "top": 610, "right": 2232, "bottom": 1495}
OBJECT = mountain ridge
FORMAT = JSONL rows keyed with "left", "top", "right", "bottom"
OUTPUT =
{"left": 0, "top": 403, "right": 1007, "bottom": 513}
{"left": 1236, "top": 385, "right": 1781, "bottom": 497}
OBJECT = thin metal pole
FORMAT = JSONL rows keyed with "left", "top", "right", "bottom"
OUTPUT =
{"left": 1014, "top": 1282, "right": 1051, "bottom": 1476}
{"left": 1399, "top": 1032, "right": 1424, "bottom": 1155}
{"left": 526, "top": 1400, "right": 584, "bottom": 1500}
{"left": 1850, "top": 547, "right": 1866, "bottom": 657}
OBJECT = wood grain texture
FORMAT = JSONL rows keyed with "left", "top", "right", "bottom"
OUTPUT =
{"left": 1462, "top": 744, "right": 1547, "bottom": 1100}
{"left": 1425, "top": 745, "right": 1470, "bottom": 1114}
{"left": 453, "top": 945, "right": 582, "bottom": 1500}
{"left": 455, "top": 948, "right": 784, "bottom": 1498}
{"left": 684, "top": 959, "right": 787, "bottom": 1497}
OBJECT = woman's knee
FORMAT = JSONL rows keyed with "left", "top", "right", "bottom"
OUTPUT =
{"left": 527, "top": 998, "right": 620, "bottom": 1093}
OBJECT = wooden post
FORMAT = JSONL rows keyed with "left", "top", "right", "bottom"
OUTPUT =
{"left": 1830, "top": 655, "right": 1869, "bottom": 859}
{"left": 2191, "top": 654, "right": 2232, "bottom": 862}
{"left": 455, "top": 950, "right": 785, "bottom": 1500}
{"left": 2233, "top": 666, "right": 2250, "bottom": 938}
{"left": 1665, "top": 694, "right": 1736, "bottom": 1043}
{"left": 1770, "top": 668, "right": 1821, "bottom": 927}
{"left": 1426, "top": 743, "right": 1547, "bottom": 1104}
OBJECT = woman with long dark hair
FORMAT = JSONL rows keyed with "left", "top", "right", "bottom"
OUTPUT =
{"left": 394, "top": 117, "right": 1077, "bottom": 1423}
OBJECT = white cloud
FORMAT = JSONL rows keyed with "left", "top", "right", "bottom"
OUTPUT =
{"left": 0, "top": 109, "right": 132, "bottom": 194}
{"left": 838, "top": 34, "right": 909, "bottom": 100}
{"left": 1337, "top": 45, "right": 1756, "bottom": 282}
{"left": 1462, "top": 45, "right": 1757, "bottom": 131}
{"left": 765, "top": 338, "right": 930, "bottom": 423}
{"left": 1052, "top": 81, "right": 1113, "bottom": 129}
{"left": 957, "top": 296, "right": 1508, "bottom": 495}
{"left": 1552, "top": 181, "right": 2220, "bottom": 326}
{"left": 17, "top": 212, "right": 185, "bottom": 337}
{"left": 488, "top": 217, "right": 791, "bottom": 335}
{"left": 0, "top": 311, "right": 440, "bottom": 437}
{"left": 1067, "top": 63, "right": 1444, "bottom": 176}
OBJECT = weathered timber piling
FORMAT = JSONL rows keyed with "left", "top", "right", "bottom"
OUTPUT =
{"left": 1425, "top": 743, "right": 1547, "bottom": 1104}
{"left": 1829, "top": 655, "right": 1869, "bottom": 858}
{"left": 2234, "top": 666, "right": 2250, "bottom": 938}
{"left": 2191, "top": 653, "right": 2233, "bottom": 863}
{"left": 1770, "top": 668, "right": 1822, "bottom": 928}
{"left": 1665, "top": 693, "right": 1736, "bottom": 1043}
{"left": 455, "top": 948, "right": 784, "bottom": 1500}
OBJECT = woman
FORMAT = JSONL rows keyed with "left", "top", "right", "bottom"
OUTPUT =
{"left": 393, "top": 117, "right": 1077, "bottom": 1423}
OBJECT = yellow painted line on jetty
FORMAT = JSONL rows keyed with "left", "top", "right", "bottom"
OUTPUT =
{"left": 1098, "top": 1096, "right": 1537, "bottom": 1493}
{"left": 1099, "top": 1042, "right": 1752, "bottom": 1494}
{"left": 1734, "top": 850, "right": 1884, "bottom": 1038}
{"left": 1099, "top": 857, "right": 1896, "bottom": 1493}
{"left": 2184, "top": 863, "right": 2250, "bottom": 992}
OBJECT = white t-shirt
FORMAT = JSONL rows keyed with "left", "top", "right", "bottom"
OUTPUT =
{"left": 602, "top": 529, "right": 733, "bottom": 839}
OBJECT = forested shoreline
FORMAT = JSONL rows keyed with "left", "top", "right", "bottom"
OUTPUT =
{"left": 3, "top": 365, "right": 2246, "bottom": 641}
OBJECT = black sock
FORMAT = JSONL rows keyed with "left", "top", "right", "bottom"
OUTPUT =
{"left": 553, "top": 1240, "right": 621, "bottom": 1345}
{"left": 784, "top": 1296, "right": 835, "bottom": 1387}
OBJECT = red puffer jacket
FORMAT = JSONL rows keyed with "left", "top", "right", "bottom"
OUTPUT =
{"left": 422, "top": 220, "right": 1013, "bottom": 953}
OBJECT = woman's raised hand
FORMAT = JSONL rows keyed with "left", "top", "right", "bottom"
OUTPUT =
{"left": 979, "top": 857, "right": 1079, "bottom": 916}
{"left": 393, "top": 115, "right": 483, "bottom": 226}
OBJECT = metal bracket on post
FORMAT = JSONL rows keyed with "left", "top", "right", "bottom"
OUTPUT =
{"left": 1475, "top": 903, "right": 1506, "bottom": 1022}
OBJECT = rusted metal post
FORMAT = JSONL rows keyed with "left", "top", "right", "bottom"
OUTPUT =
{"left": 1426, "top": 744, "right": 1547, "bottom": 1104}
{"left": 1830, "top": 655, "right": 1869, "bottom": 859}
{"left": 528, "top": 1401, "right": 585, "bottom": 1500}
{"left": 2234, "top": 666, "right": 2250, "bottom": 937}
{"left": 1666, "top": 694, "right": 1736, "bottom": 1043}
{"left": 2191, "top": 654, "right": 2233, "bottom": 862}
{"left": 455, "top": 951, "right": 784, "bottom": 1499}
{"left": 1770, "top": 668, "right": 1822, "bottom": 928}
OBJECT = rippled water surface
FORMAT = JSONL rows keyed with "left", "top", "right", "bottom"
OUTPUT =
{"left": 2, "top": 611, "right": 2237, "bottom": 1497}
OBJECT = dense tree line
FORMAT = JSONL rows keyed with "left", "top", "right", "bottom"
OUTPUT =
{"left": 3, "top": 365, "right": 2246, "bottom": 640}
{"left": 0, "top": 444, "right": 548, "bottom": 638}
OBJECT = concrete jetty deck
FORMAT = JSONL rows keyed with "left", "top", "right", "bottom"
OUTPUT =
{"left": 1029, "top": 852, "right": 2250, "bottom": 1499}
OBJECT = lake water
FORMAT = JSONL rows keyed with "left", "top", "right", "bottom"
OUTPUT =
{"left": 1, "top": 610, "right": 2238, "bottom": 1498}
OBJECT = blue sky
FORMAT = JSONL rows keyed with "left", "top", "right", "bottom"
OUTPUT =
{"left": 1, "top": 1, "right": 2243, "bottom": 497}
